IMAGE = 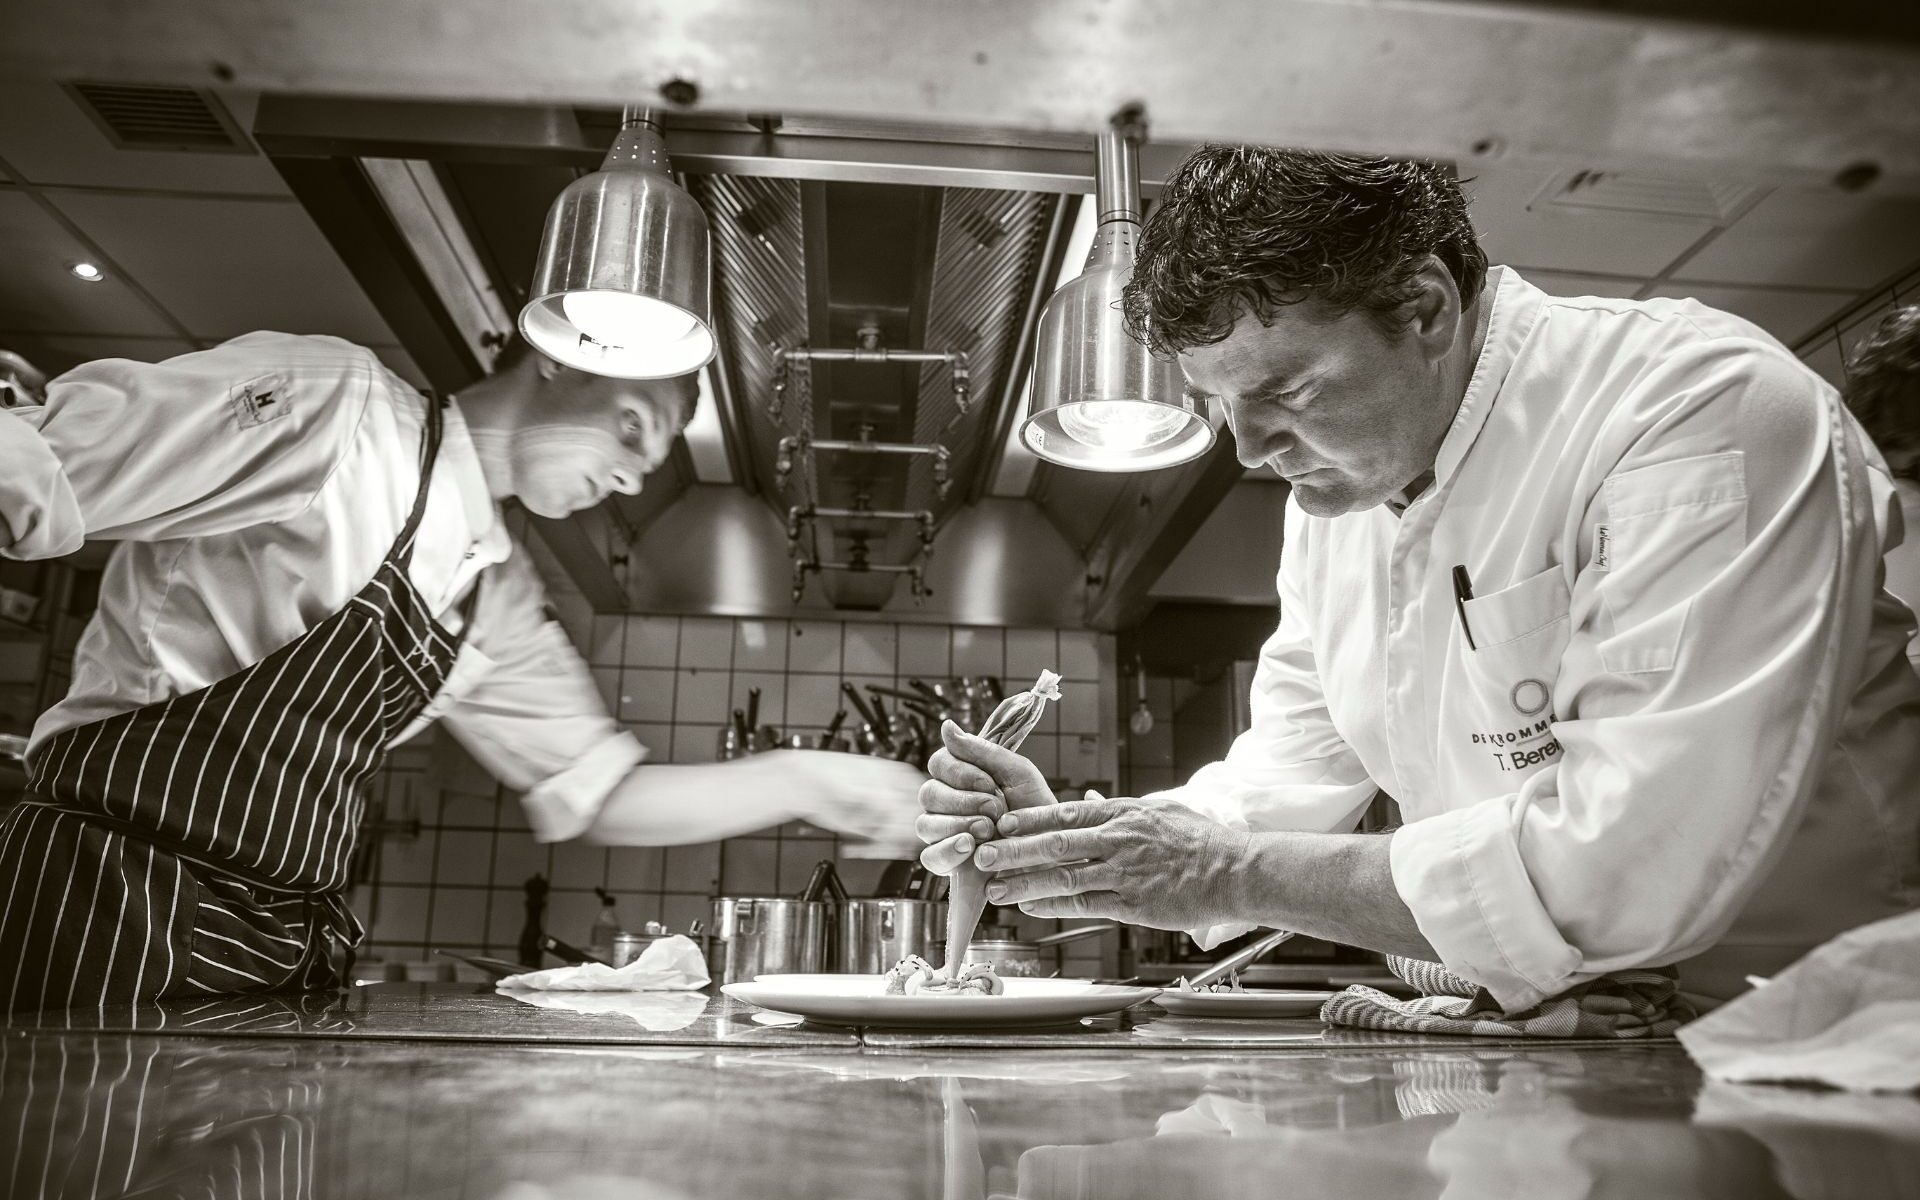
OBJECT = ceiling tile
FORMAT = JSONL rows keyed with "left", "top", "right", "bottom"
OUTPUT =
{"left": 1511, "top": 270, "right": 1644, "bottom": 301}
{"left": 1797, "top": 334, "right": 1847, "bottom": 389}
{"left": 1675, "top": 187, "right": 1920, "bottom": 290}
{"left": 0, "top": 191, "right": 176, "bottom": 336}
{"left": 1464, "top": 166, "right": 1717, "bottom": 277}
{"left": 1645, "top": 283, "right": 1856, "bottom": 348}
{"left": 50, "top": 192, "right": 398, "bottom": 346}
{"left": 0, "top": 81, "right": 287, "bottom": 196}
{"left": 0, "top": 333, "right": 199, "bottom": 380}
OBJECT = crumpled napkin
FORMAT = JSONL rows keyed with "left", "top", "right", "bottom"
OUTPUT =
{"left": 496, "top": 934, "right": 710, "bottom": 992}
{"left": 1677, "top": 909, "right": 1920, "bottom": 1092}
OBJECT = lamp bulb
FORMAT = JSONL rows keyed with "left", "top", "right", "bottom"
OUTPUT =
{"left": 1057, "top": 400, "right": 1187, "bottom": 453}
{"left": 561, "top": 291, "right": 696, "bottom": 349}
{"left": 1129, "top": 702, "right": 1155, "bottom": 736}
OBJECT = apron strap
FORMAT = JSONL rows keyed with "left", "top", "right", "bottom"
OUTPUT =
{"left": 390, "top": 393, "right": 447, "bottom": 569}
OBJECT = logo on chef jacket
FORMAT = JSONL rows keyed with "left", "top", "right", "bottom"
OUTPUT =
{"left": 1469, "top": 682, "right": 1561, "bottom": 773}
{"left": 231, "top": 375, "right": 291, "bottom": 429}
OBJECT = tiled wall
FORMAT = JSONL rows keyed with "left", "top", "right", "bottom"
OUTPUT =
{"left": 348, "top": 611, "right": 1115, "bottom": 977}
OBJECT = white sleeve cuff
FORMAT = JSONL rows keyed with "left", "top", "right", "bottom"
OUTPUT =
{"left": 1389, "top": 800, "right": 1584, "bottom": 1012}
{"left": 519, "top": 730, "right": 648, "bottom": 843}
{"left": 0, "top": 409, "right": 83, "bottom": 559}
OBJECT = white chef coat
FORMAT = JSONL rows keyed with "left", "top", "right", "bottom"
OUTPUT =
{"left": 1880, "top": 476, "right": 1920, "bottom": 669}
{"left": 0, "top": 332, "right": 645, "bottom": 841}
{"left": 1159, "top": 269, "right": 1920, "bottom": 1011}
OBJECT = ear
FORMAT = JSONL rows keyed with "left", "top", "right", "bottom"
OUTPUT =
{"left": 1407, "top": 256, "right": 1464, "bottom": 366}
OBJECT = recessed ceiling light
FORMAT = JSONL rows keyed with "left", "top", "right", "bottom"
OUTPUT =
{"left": 69, "top": 262, "right": 105, "bottom": 282}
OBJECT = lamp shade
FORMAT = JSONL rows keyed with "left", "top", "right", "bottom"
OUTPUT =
{"left": 1020, "top": 131, "right": 1212, "bottom": 472}
{"left": 519, "top": 113, "right": 716, "bottom": 379}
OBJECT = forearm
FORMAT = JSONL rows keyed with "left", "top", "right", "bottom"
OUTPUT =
{"left": 1224, "top": 831, "right": 1436, "bottom": 960}
{"left": 582, "top": 757, "right": 803, "bottom": 845}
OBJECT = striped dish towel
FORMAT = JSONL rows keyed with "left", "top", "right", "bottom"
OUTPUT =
{"left": 1320, "top": 955, "right": 1695, "bottom": 1038}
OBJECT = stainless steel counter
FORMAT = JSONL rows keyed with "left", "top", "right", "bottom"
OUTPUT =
{"left": 4, "top": 986, "right": 1917, "bottom": 1198}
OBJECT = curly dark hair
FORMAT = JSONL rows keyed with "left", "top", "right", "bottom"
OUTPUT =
{"left": 1843, "top": 304, "right": 1920, "bottom": 453}
{"left": 1122, "top": 147, "right": 1488, "bottom": 356}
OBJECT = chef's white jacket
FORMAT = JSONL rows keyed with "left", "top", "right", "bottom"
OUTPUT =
{"left": 0, "top": 332, "right": 645, "bottom": 841}
{"left": 1160, "top": 269, "right": 1920, "bottom": 1011}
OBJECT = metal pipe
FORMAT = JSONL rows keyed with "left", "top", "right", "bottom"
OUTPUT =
{"left": 779, "top": 347, "right": 964, "bottom": 365}
{"left": 808, "top": 438, "right": 943, "bottom": 457}
{"left": 800, "top": 506, "right": 931, "bottom": 522}
{"left": 1094, "top": 128, "right": 1140, "bottom": 225}
{"left": 1182, "top": 929, "right": 1298, "bottom": 989}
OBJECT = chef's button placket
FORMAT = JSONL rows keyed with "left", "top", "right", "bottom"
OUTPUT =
{"left": 1383, "top": 499, "right": 1440, "bottom": 810}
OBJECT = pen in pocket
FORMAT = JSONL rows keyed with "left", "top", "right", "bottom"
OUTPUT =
{"left": 1451, "top": 564, "right": 1477, "bottom": 651}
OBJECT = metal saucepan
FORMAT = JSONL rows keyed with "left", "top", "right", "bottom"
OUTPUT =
{"left": 959, "top": 923, "right": 1116, "bottom": 978}
{"left": 837, "top": 898, "right": 947, "bottom": 974}
{"left": 706, "top": 896, "right": 828, "bottom": 984}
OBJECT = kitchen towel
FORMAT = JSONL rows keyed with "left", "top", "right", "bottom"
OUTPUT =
{"left": 496, "top": 933, "right": 710, "bottom": 992}
{"left": 1319, "top": 954, "right": 1693, "bottom": 1038}
{"left": 1676, "top": 909, "right": 1920, "bottom": 1092}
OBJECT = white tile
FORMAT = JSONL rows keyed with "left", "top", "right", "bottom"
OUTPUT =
{"left": 1056, "top": 684, "right": 1101, "bottom": 735}
{"left": 787, "top": 619, "right": 844, "bottom": 673}
{"left": 377, "top": 829, "right": 438, "bottom": 885}
{"left": 1061, "top": 734, "right": 1105, "bottom": 784}
{"left": 543, "top": 892, "right": 601, "bottom": 947}
{"left": 435, "top": 830, "right": 494, "bottom": 886}
{"left": 490, "top": 833, "right": 549, "bottom": 889}
{"left": 673, "top": 667, "right": 732, "bottom": 725}
{"left": 664, "top": 842, "right": 723, "bottom": 893}
{"left": 785, "top": 675, "right": 844, "bottom": 734}
{"left": 896, "top": 624, "right": 951, "bottom": 678}
{"left": 671, "top": 723, "right": 724, "bottom": 764}
{"left": 778, "top": 841, "right": 837, "bottom": 895}
{"left": 622, "top": 615, "right": 680, "bottom": 667}
{"left": 732, "top": 619, "right": 789, "bottom": 671}
{"left": 368, "top": 885, "right": 430, "bottom": 945}
{"left": 549, "top": 840, "right": 609, "bottom": 891}
{"left": 1004, "top": 629, "right": 1059, "bottom": 676}
{"left": 842, "top": 622, "right": 898, "bottom": 677}
{"left": 721, "top": 838, "right": 781, "bottom": 894}
{"left": 588, "top": 616, "right": 625, "bottom": 666}
{"left": 1021, "top": 733, "right": 1060, "bottom": 779}
{"left": 1057, "top": 631, "right": 1101, "bottom": 681}
{"left": 606, "top": 847, "right": 665, "bottom": 892}
{"left": 486, "top": 890, "right": 530, "bottom": 958}
{"left": 660, "top": 894, "right": 709, "bottom": 934}
{"left": 618, "top": 667, "right": 677, "bottom": 723}
{"left": 730, "top": 672, "right": 787, "bottom": 729}
{"left": 951, "top": 627, "right": 1004, "bottom": 677}
{"left": 678, "top": 617, "right": 735, "bottom": 668}
{"left": 428, "top": 892, "right": 488, "bottom": 947}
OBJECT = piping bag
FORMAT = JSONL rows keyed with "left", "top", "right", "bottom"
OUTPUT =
{"left": 943, "top": 670, "right": 1063, "bottom": 979}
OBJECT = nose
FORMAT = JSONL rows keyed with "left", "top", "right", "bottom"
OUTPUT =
{"left": 1224, "top": 398, "right": 1292, "bottom": 469}
{"left": 608, "top": 465, "right": 644, "bottom": 496}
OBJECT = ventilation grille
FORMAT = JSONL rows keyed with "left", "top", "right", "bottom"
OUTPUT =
{"left": 1532, "top": 169, "right": 1758, "bottom": 224}
{"left": 63, "top": 83, "right": 253, "bottom": 154}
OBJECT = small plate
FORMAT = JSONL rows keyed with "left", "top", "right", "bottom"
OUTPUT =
{"left": 1151, "top": 989, "right": 1336, "bottom": 1019}
{"left": 724, "top": 974, "right": 1159, "bottom": 1028}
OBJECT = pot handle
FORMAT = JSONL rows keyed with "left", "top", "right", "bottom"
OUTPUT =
{"left": 1030, "top": 922, "right": 1117, "bottom": 948}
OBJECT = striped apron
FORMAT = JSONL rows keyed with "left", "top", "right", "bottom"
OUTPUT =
{"left": 0, "top": 397, "right": 471, "bottom": 1014}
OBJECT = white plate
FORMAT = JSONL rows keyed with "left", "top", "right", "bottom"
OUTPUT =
{"left": 1151, "top": 989, "right": 1336, "bottom": 1019}
{"left": 723, "top": 974, "right": 1159, "bottom": 1028}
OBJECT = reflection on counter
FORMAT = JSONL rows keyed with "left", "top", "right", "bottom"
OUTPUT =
{"left": 4, "top": 1029, "right": 1917, "bottom": 1199}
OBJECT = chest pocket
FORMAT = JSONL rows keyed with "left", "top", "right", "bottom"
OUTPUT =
{"left": 1460, "top": 565, "right": 1572, "bottom": 736}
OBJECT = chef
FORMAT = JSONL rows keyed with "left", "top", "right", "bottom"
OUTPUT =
{"left": 918, "top": 147, "right": 1920, "bottom": 1011}
{"left": 1845, "top": 304, "right": 1920, "bottom": 669}
{"left": 0, "top": 331, "right": 921, "bottom": 1013}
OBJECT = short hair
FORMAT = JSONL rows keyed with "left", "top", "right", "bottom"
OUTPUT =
{"left": 1122, "top": 147, "right": 1489, "bottom": 356}
{"left": 1843, "top": 304, "right": 1920, "bottom": 453}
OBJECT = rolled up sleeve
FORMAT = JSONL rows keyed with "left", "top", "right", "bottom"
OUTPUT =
{"left": 436, "top": 544, "right": 648, "bottom": 842}
{"left": 1156, "top": 503, "right": 1379, "bottom": 948}
{"left": 1392, "top": 343, "right": 1880, "bottom": 1012}
{"left": 0, "top": 407, "right": 83, "bottom": 558}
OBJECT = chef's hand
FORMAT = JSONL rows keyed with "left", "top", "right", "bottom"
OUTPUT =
{"left": 970, "top": 791, "right": 1252, "bottom": 930}
{"left": 916, "top": 720, "right": 1057, "bottom": 875}
{"left": 782, "top": 750, "right": 927, "bottom": 860}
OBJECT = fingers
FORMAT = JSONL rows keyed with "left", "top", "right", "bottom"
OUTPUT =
{"left": 983, "top": 860, "right": 1112, "bottom": 905}
{"left": 1016, "top": 893, "right": 1126, "bottom": 920}
{"left": 915, "top": 812, "right": 994, "bottom": 846}
{"left": 940, "top": 721, "right": 1044, "bottom": 790}
{"left": 919, "top": 832, "right": 974, "bottom": 876}
{"left": 927, "top": 746, "right": 1000, "bottom": 796}
{"left": 971, "top": 828, "right": 1102, "bottom": 872}
{"left": 918, "top": 778, "right": 1007, "bottom": 821}
{"left": 995, "top": 796, "right": 1118, "bottom": 838}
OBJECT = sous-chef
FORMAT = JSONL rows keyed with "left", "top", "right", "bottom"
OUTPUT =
{"left": 920, "top": 147, "right": 1920, "bottom": 1012}
{"left": 0, "top": 332, "right": 922, "bottom": 1013}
